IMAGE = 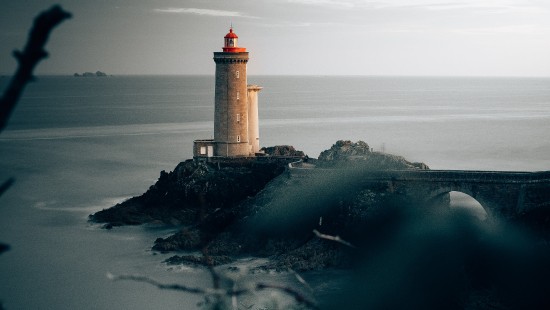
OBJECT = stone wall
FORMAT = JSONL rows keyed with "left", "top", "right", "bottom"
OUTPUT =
{"left": 247, "top": 85, "right": 262, "bottom": 153}
{"left": 213, "top": 52, "right": 250, "bottom": 156}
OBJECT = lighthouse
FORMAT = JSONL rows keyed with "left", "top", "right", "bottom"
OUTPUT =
{"left": 193, "top": 27, "right": 262, "bottom": 158}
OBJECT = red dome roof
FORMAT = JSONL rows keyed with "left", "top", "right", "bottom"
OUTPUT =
{"left": 224, "top": 28, "right": 238, "bottom": 39}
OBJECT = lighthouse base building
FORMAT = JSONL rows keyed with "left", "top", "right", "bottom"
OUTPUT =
{"left": 193, "top": 27, "right": 263, "bottom": 159}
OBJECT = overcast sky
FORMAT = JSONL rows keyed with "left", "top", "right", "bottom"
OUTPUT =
{"left": 1, "top": 0, "right": 550, "bottom": 76}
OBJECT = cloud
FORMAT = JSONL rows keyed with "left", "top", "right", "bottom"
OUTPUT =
{"left": 154, "top": 7, "right": 257, "bottom": 18}
{"left": 453, "top": 24, "right": 546, "bottom": 35}
{"left": 283, "top": 0, "right": 549, "bottom": 14}
{"left": 421, "top": 1, "right": 546, "bottom": 14}
{"left": 257, "top": 21, "right": 315, "bottom": 27}
{"left": 286, "top": 0, "right": 357, "bottom": 9}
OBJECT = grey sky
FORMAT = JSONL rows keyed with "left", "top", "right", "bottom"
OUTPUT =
{"left": 1, "top": 0, "right": 549, "bottom": 76}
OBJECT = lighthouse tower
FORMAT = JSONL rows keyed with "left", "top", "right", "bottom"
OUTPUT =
{"left": 193, "top": 27, "right": 262, "bottom": 158}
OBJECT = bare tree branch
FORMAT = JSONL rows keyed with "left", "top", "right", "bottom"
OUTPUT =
{"left": 0, "top": 5, "right": 70, "bottom": 260}
{"left": 290, "top": 268, "right": 314, "bottom": 292}
{"left": 256, "top": 283, "right": 319, "bottom": 309}
{"left": 200, "top": 247, "right": 229, "bottom": 308}
{"left": 107, "top": 272, "right": 319, "bottom": 309}
{"left": 313, "top": 229, "right": 358, "bottom": 249}
{"left": 0, "top": 5, "right": 71, "bottom": 132}
{"left": 106, "top": 273, "right": 239, "bottom": 296}
{"left": 201, "top": 247, "right": 221, "bottom": 290}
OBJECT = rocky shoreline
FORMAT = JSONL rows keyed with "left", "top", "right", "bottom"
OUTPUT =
{"left": 90, "top": 140, "right": 430, "bottom": 271}
{"left": 90, "top": 140, "right": 550, "bottom": 308}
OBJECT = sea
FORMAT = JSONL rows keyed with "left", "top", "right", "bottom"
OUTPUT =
{"left": 0, "top": 75, "right": 549, "bottom": 309}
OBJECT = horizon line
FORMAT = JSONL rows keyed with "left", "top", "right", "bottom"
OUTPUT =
{"left": 2, "top": 73, "right": 550, "bottom": 79}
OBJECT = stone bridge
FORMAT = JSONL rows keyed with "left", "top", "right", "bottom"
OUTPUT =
{"left": 289, "top": 167, "right": 550, "bottom": 219}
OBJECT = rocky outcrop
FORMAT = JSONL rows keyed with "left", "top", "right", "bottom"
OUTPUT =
{"left": 90, "top": 159, "right": 287, "bottom": 228}
{"left": 318, "top": 140, "right": 372, "bottom": 161}
{"left": 91, "top": 141, "right": 431, "bottom": 271}
{"left": 89, "top": 140, "right": 550, "bottom": 309}
{"left": 164, "top": 254, "right": 233, "bottom": 267}
{"left": 260, "top": 145, "right": 305, "bottom": 157}
{"left": 318, "top": 140, "right": 429, "bottom": 170}
{"left": 74, "top": 71, "right": 108, "bottom": 77}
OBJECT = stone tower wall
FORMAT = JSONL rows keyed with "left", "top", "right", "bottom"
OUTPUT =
{"left": 213, "top": 52, "right": 251, "bottom": 157}
{"left": 247, "top": 86, "right": 262, "bottom": 154}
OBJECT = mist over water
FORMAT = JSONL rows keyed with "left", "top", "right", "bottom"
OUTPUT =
{"left": 1, "top": 76, "right": 549, "bottom": 309}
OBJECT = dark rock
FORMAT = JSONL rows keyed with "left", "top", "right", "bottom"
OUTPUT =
{"left": 200, "top": 232, "right": 244, "bottom": 255}
{"left": 164, "top": 254, "right": 233, "bottom": 267}
{"left": 90, "top": 196, "right": 155, "bottom": 226}
{"left": 89, "top": 139, "right": 550, "bottom": 308}
{"left": 412, "top": 162, "right": 430, "bottom": 169}
{"left": 260, "top": 238, "right": 350, "bottom": 271}
{"left": 318, "top": 140, "right": 371, "bottom": 161}
{"left": 73, "top": 71, "right": 108, "bottom": 77}
{"left": 90, "top": 141, "right": 430, "bottom": 272}
{"left": 260, "top": 145, "right": 305, "bottom": 157}
{"left": 153, "top": 227, "right": 202, "bottom": 252}
{"left": 318, "top": 140, "right": 429, "bottom": 169}
{"left": 90, "top": 158, "right": 288, "bottom": 231}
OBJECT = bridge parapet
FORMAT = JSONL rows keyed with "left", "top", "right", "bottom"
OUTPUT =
{"left": 371, "top": 170, "right": 550, "bottom": 184}
{"left": 289, "top": 166, "right": 550, "bottom": 183}
{"left": 287, "top": 166, "right": 550, "bottom": 219}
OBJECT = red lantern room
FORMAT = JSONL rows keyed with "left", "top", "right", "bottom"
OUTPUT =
{"left": 223, "top": 27, "right": 247, "bottom": 53}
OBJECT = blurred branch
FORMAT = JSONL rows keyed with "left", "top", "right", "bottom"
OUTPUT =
{"left": 107, "top": 273, "right": 227, "bottom": 295}
{"left": 313, "top": 229, "right": 357, "bottom": 249}
{"left": 200, "top": 247, "right": 318, "bottom": 309}
{"left": 256, "top": 283, "right": 319, "bottom": 309}
{"left": 107, "top": 272, "right": 319, "bottom": 309}
{"left": 290, "top": 268, "right": 314, "bottom": 292}
{"left": 0, "top": 3, "right": 70, "bottom": 258}
{"left": 200, "top": 247, "right": 227, "bottom": 308}
{"left": 0, "top": 5, "right": 71, "bottom": 132}
{"left": 202, "top": 247, "right": 221, "bottom": 290}
{"left": 0, "top": 178, "right": 15, "bottom": 197}
{"left": 0, "top": 243, "right": 10, "bottom": 255}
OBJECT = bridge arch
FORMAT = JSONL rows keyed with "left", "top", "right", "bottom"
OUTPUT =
{"left": 451, "top": 191, "right": 487, "bottom": 220}
{"left": 363, "top": 169, "right": 550, "bottom": 219}
{"left": 427, "top": 186, "right": 493, "bottom": 219}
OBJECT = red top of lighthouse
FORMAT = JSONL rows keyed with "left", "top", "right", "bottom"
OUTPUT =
{"left": 222, "top": 27, "right": 246, "bottom": 53}
{"left": 225, "top": 28, "right": 238, "bottom": 39}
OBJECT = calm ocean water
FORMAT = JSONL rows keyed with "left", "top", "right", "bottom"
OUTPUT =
{"left": 0, "top": 75, "right": 549, "bottom": 309}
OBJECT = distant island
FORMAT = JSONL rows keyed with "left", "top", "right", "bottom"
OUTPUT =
{"left": 73, "top": 71, "right": 108, "bottom": 77}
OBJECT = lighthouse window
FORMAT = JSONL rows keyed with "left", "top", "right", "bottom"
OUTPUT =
{"left": 237, "top": 135, "right": 241, "bottom": 142}
{"left": 236, "top": 71, "right": 239, "bottom": 78}
{"left": 237, "top": 91, "right": 240, "bottom": 100}
{"left": 237, "top": 113, "right": 240, "bottom": 123}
